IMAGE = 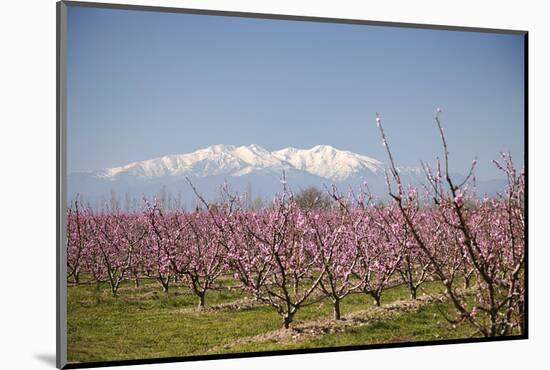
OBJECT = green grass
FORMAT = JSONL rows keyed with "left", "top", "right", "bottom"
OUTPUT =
{"left": 67, "top": 278, "right": 479, "bottom": 363}
{"left": 225, "top": 300, "right": 477, "bottom": 354}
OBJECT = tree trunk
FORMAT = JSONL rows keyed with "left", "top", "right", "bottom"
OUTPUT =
{"left": 463, "top": 276, "right": 470, "bottom": 289}
{"left": 333, "top": 298, "right": 342, "bottom": 320}
{"left": 197, "top": 293, "right": 206, "bottom": 309}
{"left": 410, "top": 286, "right": 417, "bottom": 300}
{"left": 282, "top": 313, "right": 294, "bottom": 329}
{"left": 373, "top": 294, "right": 381, "bottom": 307}
{"left": 134, "top": 278, "right": 140, "bottom": 288}
{"left": 159, "top": 275, "right": 170, "bottom": 293}
{"left": 489, "top": 311, "right": 498, "bottom": 337}
{"left": 111, "top": 279, "right": 121, "bottom": 297}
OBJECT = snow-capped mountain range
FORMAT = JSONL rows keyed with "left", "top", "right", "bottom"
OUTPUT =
{"left": 92, "top": 144, "right": 384, "bottom": 182}
{"left": 68, "top": 144, "right": 503, "bottom": 207}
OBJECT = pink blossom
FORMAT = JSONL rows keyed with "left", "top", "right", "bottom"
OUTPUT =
{"left": 454, "top": 193, "right": 464, "bottom": 207}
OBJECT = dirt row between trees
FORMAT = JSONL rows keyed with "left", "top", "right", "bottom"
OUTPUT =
{"left": 168, "top": 296, "right": 261, "bottom": 314}
{"left": 207, "top": 292, "right": 452, "bottom": 353}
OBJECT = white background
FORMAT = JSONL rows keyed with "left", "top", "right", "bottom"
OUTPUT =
{"left": 0, "top": 0, "right": 547, "bottom": 369}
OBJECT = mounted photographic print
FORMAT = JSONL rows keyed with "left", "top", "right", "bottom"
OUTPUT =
{"left": 56, "top": 1, "right": 527, "bottom": 368}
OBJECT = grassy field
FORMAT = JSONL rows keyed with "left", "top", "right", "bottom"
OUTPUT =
{"left": 67, "top": 277, "right": 481, "bottom": 364}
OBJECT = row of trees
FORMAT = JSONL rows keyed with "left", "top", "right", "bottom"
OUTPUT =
{"left": 75, "top": 183, "right": 333, "bottom": 214}
{"left": 67, "top": 111, "right": 525, "bottom": 336}
{"left": 68, "top": 175, "right": 523, "bottom": 334}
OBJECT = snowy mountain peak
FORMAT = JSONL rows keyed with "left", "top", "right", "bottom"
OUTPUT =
{"left": 87, "top": 144, "right": 384, "bottom": 182}
{"left": 202, "top": 144, "right": 237, "bottom": 152}
{"left": 273, "top": 145, "right": 383, "bottom": 181}
{"left": 311, "top": 144, "right": 338, "bottom": 152}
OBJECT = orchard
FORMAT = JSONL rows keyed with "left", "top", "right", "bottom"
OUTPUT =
{"left": 67, "top": 112, "right": 525, "bottom": 362}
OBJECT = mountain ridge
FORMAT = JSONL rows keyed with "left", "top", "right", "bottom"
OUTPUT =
{"left": 68, "top": 144, "right": 505, "bottom": 205}
{"left": 80, "top": 144, "right": 384, "bottom": 182}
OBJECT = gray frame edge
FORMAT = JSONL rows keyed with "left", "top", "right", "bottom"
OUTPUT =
{"left": 57, "top": 1, "right": 68, "bottom": 369}
{"left": 62, "top": 0, "right": 527, "bottom": 35}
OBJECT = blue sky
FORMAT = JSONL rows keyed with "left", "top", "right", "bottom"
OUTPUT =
{"left": 67, "top": 6, "right": 524, "bottom": 180}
